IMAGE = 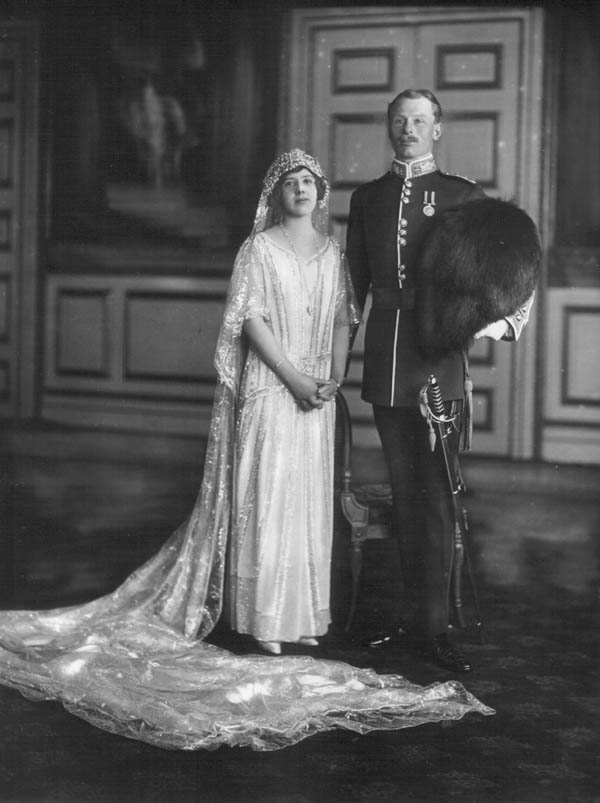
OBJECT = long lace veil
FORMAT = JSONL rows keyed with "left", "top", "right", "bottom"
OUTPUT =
{"left": 0, "top": 150, "right": 334, "bottom": 647}
{"left": 0, "top": 150, "right": 494, "bottom": 752}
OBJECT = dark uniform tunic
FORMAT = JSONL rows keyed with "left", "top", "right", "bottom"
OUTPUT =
{"left": 347, "top": 155, "right": 533, "bottom": 641}
{"left": 347, "top": 155, "right": 485, "bottom": 407}
{"left": 346, "top": 155, "right": 488, "bottom": 640}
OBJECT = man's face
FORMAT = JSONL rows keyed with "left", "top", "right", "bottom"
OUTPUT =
{"left": 388, "top": 97, "right": 442, "bottom": 161}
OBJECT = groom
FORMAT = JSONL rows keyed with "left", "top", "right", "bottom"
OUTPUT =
{"left": 346, "top": 88, "right": 533, "bottom": 672}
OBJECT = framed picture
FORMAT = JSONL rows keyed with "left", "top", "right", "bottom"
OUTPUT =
{"left": 50, "top": 7, "right": 230, "bottom": 249}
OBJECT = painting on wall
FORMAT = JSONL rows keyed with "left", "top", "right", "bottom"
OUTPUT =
{"left": 51, "top": 4, "right": 230, "bottom": 249}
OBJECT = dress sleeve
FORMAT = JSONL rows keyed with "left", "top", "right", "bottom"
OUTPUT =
{"left": 334, "top": 244, "right": 362, "bottom": 329}
{"left": 214, "top": 236, "right": 269, "bottom": 390}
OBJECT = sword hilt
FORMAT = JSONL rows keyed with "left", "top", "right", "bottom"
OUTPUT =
{"left": 427, "top": 374, "right": 446, "bottom": 420}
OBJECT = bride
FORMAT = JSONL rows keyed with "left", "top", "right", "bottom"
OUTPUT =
{"left": 0, "top": 150, "right": 492, "bottom": 751}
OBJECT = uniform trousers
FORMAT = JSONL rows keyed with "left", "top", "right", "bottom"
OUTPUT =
{"left": 372, "top": 403, "right": 461, "bottom": 640}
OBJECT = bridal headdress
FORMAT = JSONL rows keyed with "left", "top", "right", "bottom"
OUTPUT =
{"left": 251, "top": 148, "right": 330, "bottom": 235}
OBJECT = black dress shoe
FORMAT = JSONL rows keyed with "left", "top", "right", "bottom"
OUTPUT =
{"left": 428, "top": 634, "right": 472, "bottom": 673}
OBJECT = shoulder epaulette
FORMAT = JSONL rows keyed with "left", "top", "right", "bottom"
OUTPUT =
{"left": 441, "top": 170, "right": 477, "bottom": 185}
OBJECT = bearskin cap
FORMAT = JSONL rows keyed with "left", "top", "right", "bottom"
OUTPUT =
{"left": 416, "top": 197, "right": 541, "bottom": 360}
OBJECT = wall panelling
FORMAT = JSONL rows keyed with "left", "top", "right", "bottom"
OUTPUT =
{"left": 43, "top": 265, "right": 231, "bottom": 435}
{"left": 542, "top": 288, "right": 600, "bottom": 464}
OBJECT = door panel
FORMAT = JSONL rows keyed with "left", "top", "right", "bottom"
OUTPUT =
{"left": 311, "top": 25, "right": 414, "bottom": 232}
{"left": 417, "top": 21, "right": 521, "bottom": 199}
{"left": 0, "top": 22, "right": 40, "bottom": 418}
{"left": 285, "top": 7, "right": 544, "bottom": 456}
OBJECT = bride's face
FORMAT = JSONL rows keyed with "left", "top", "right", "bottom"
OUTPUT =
{"left": 278, "top": 168, "right": 318, "bottom": 218}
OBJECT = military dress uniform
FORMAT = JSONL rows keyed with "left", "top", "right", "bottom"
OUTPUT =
{"left": 346, "top": 154, "right": 531, "bottom": 646}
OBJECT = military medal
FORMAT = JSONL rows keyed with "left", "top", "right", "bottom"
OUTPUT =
{"left": 423, "top": 191, "right": 436, "bottom": 216}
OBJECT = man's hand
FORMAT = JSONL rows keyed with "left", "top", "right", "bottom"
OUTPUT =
{"left": 474, "top": 319, "right": 510, "bottom": 341}
{"left": 316, "top": 378, "right": 339, "bottom": 402}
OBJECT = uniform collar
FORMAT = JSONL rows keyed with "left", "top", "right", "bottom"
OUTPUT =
{"left": 390, "top": 153, "right": 437, "bottom": 179}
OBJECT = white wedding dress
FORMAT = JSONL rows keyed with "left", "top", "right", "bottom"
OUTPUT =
{"left": 228, "top": 233, "right": 343, "bottom": 642}
{"left": 0, "top": 153, "right": 493, "bottom": 751}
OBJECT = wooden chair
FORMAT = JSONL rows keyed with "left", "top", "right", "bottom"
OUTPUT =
{"left": 335, "top": 390, "right": 393, "bottom": 632}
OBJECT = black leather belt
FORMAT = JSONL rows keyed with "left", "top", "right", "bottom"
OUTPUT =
{"left": 371, "top": 287, "right": 416, "bottom": 310}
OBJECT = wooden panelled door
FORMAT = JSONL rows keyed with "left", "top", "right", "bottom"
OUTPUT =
{"left": 0, "top": 21, "right": 40, "bottom": 419}
{"left": 284, "top": 6, "right": 544, "bottom": 456}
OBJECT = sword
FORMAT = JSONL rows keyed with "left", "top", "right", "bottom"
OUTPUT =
{"left": 419, "top": 374, "right": 484, "bottom": 641}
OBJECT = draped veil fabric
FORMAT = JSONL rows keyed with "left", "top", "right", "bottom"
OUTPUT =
{"left": 0, "top": 150, "right": 493, "bottom": 750}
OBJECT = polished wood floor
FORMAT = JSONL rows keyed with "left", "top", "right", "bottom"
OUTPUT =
{"left": 0, "top": 422, "right": 598, "bottom": 802}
